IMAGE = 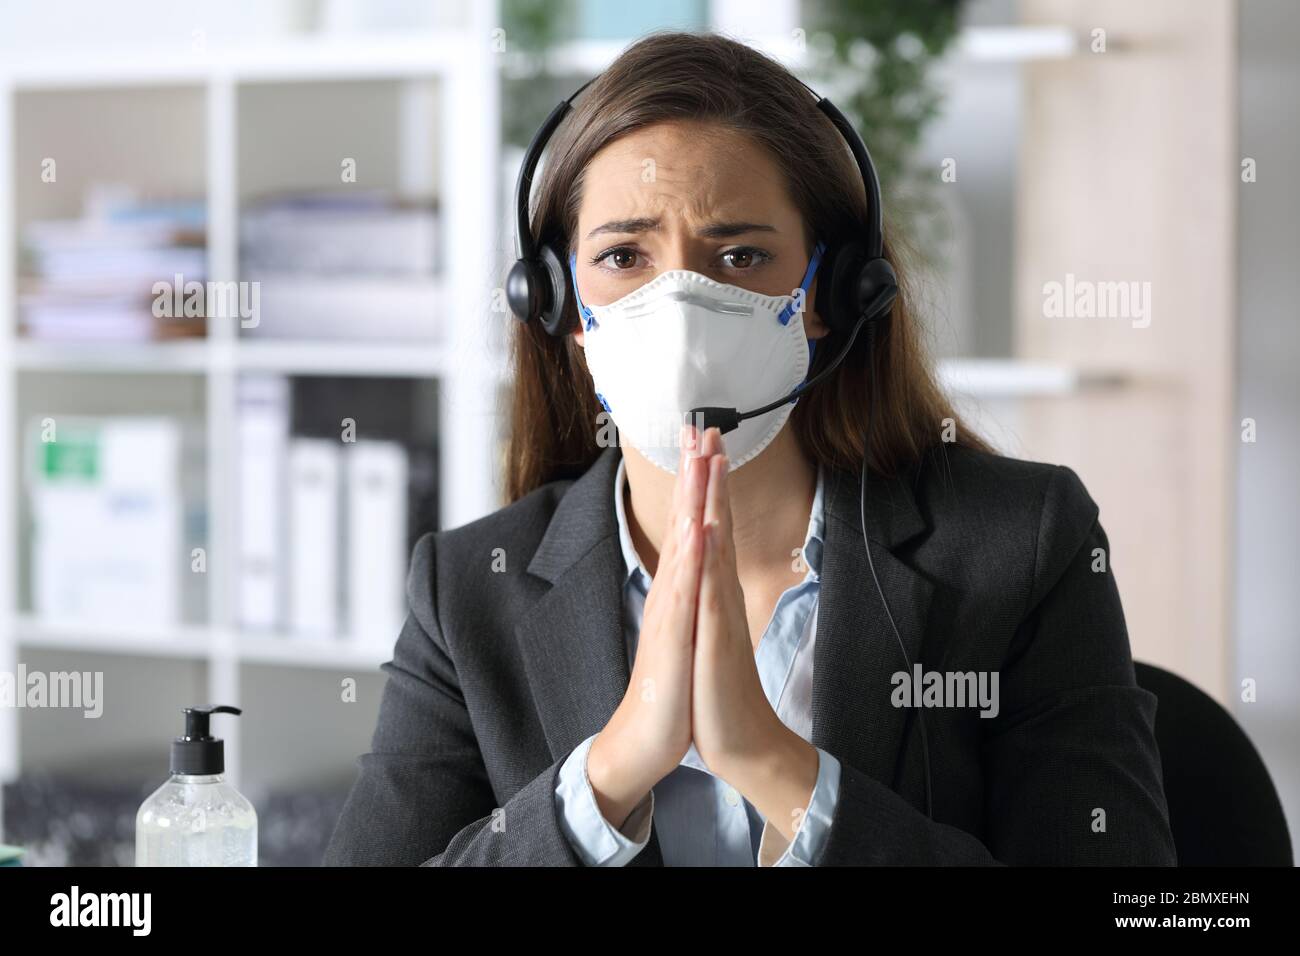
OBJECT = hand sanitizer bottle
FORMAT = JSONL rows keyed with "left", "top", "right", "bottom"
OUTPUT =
{"left": 136, "top": 705, "right": 258, "bottom": 866}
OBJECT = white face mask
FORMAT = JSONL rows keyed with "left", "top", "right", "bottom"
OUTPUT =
{"left": 572, "top": 244, "right": 825, "bottom": 475}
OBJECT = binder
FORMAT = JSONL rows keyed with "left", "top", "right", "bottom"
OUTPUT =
{"left": 236, "top": 375, "right": 288, "bottom": 630}
{"left": 287, "top": 438, "right": 340, "bottom": 636}
{"left": 345, "top": 441, "right": 409, "bottom": 643}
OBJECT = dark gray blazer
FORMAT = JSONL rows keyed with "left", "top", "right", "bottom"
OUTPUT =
{"left": 323, "top": 442, "right": 1177, "bottom": 866}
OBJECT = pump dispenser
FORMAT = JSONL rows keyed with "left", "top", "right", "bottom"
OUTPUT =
{"left": 136, "top": 705, "right": 258, "bottom": 866}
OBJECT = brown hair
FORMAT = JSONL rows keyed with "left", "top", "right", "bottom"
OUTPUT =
{"left": 506, "top": 31, "right": 993, "bottom": 502}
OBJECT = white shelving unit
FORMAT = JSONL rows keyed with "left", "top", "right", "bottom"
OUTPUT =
{"left": 0, "top": 12, "right": 503, "bottom": 797}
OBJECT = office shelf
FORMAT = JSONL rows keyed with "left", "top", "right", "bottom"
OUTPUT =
{"left": 937, "top": 358, "right": 1129, "bottom": 398}
{"left": 232, "top": 340, "right": 451, "bottom": 377}
{"left": 11, "top": 339, "right": 212, "bottom": 374}
{"left": 8, "top": 338, "right": 462, "bottom": 378}
{"left": 12, "top": 615, "right": 212, "bottom": 661}
{"left": 232, "top": 633, "right": 392, "bottom": 671}
{"left": 12, "top": 615, "right": 392, "bottom": 672}
{"left": 0, "top": 16, "right": 503, "bottom": 793}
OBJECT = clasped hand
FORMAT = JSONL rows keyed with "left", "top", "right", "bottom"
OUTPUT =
{"left": 588, "top": 425, "right": 819, "bottom": 843}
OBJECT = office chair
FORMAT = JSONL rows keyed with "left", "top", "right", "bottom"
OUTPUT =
{"left": 1134, "top": 661, "right": 1294, "bottom": 866}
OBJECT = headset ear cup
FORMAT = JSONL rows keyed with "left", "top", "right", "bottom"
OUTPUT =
{"left": 506, "top": 258, "right": 542, "bottom": 323}
{"left": 538, "top": 244, "right": 572, "bottom": 336}
{"left": 826, "top": 240, "right": 870, "bottom": 335}
{"left": 858, "top": 256, "right": 899, "bottom": 323}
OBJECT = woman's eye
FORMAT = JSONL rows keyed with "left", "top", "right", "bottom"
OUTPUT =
{"left": 721, "top": 248, "right": 768, "bottom": 270}
{"left": 593, "top": 247, "right": 640, "bottom": 270}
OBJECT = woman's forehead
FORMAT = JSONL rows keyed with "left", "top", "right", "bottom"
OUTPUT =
{"left": 577, "top": 122, "right": 797, "bottom": 230}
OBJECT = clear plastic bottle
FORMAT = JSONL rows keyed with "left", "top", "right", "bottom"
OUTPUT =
{"left": 136, "top": 705, "right": 258, "bottom": 866}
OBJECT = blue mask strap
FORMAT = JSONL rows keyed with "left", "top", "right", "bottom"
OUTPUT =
{"left": 568, "top": 253, "right": 596, "bottom": 330}
{"left": 777, "top": 240, "right": 826, "bottom": 326}
{"left": 786, "top": 240, "right": 828, "bottom": 404}
{"left": 569, "top": 253, "right": 605, "bottom": 409}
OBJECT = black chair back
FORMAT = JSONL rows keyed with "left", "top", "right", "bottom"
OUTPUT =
{"left": 1135, "top": 661, "right": 1293, "bottom": 866}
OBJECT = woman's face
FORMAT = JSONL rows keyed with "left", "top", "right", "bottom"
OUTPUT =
{"left": 570, "top": 119, "right": 830, "bottom": 347}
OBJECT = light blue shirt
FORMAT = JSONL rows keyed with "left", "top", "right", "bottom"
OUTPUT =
{"left": 554, "top": 456, "right": 841, "bottom": 866}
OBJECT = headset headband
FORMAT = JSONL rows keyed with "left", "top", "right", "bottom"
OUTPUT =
{"left": 513, "top": 74, "right": 883, "bottom": 261}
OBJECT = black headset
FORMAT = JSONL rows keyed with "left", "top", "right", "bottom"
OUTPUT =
{"left": 507, "top": 76, "right": 898, "bottom": 348}
{"left": 507, "top": 71, "right": 933, "bottom": 822}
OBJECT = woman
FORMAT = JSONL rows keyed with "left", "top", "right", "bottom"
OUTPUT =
{"left": 324, "top": 32, "right": 1176, "bottom": 866}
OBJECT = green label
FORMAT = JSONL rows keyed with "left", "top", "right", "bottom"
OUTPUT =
{"left": 42, "top": 432, "right": 99, "bottom": 480}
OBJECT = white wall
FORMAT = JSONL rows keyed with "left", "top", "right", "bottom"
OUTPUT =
{"left": 1236, "top": 0, "right": 1300, "bottom": 848}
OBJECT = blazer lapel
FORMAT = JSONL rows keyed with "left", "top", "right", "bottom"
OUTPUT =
{"left": 813, "top": 458, "right": 934, "bottom": 811}
{"left": 513, "top": 446, "right": 665, "bottom": 865}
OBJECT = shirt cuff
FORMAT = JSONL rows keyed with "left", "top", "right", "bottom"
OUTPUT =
{"left": 757, "top": 747, "right": 841, "bottom": 867}
{"left": 555, "top": 732, "right": 654, "bottom": 866}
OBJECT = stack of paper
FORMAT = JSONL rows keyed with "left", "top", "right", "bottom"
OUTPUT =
{"left": 19, "top": 189, "right": 207, "bottom": 342}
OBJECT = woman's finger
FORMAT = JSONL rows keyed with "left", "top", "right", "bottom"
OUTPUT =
{"left": 650, "top": 426, "right": 693, "bottom": 602}
{"left": 702, "top": 450, "right": 752, "bottom": 662}
{"left": 682, "top": 447, "right": 707, "bottom": 529}
{"left": 699, "top": 425, "right": 722, "bottom": 460}
{"left": 646, "top": 438, "right": 706, "bottom": 620}
{"left": 664, "top": 507, "right": 704, "bottom": 651}
{"left": 719, "top": 452, "right": 738, "bottom": 576}
{"left": 676, "top": 426, "right": 696, "bottom": 515}
{"left": 695, "top": 505, "right": 723, "bottom": 650}
{"left": 703, "top": 441, "right": 730, "bottom": 547}
{"left": 661, "top": 424, "right": 699, "bottom": 566}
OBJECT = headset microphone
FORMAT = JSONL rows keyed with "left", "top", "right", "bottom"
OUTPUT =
{"left": 686, "top": 282, "right": 897, "bottom": 435}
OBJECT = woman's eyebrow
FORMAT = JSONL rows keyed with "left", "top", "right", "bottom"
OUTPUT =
{"left": 587, "top": 217, "right": 660, "bottom": 238}
{"left": 585, "top": 218, "right": 778, "bottom": 239}
{"left": 697, "top": 221, "right": 778, "bottom": 239}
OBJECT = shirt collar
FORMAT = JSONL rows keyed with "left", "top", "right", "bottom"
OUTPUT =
{"left": 614, "top": 456, "right": 653, "bottom": 587}
{"left": 613, "top": 455, "right": 826, "bottom": 589}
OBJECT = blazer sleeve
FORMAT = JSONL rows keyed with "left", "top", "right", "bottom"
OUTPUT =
{"left": 816, "top": 464, "right": 1178, "bottom": 866}
{"left": 322, "top": 532, "right": 585, "bottom": 866}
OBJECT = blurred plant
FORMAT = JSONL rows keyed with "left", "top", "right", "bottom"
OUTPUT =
{"left": 500, "top": 0, "right": 580, "bottom": 150}
{"left": 803, "top": 0, "right": 966, "bottom": 257}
